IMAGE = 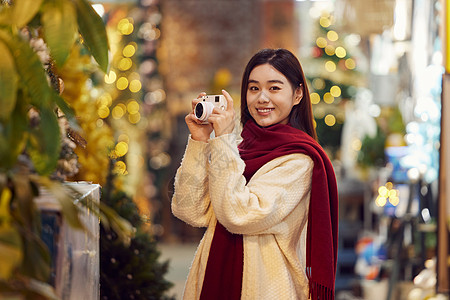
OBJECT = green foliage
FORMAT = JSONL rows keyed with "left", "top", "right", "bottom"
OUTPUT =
{"left": 100, "top": 190, "right": 175, "bottom": 300}
{"left": 357, "top": 126, "right": 387, "bottom": 168}
{"left": 0, "top": 0, "right": 117, "bottom": 298}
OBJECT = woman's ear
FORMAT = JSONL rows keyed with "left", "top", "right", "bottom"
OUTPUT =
{"left": 294, "top": 85, "right": 303, "bottom": 105}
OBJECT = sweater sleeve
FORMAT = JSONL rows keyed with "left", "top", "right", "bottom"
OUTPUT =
{"left": 208, "top": 133, "right": 313, "bottom": 235}
{"left": 171, "top": 136, "right": 214, "bottom": 227}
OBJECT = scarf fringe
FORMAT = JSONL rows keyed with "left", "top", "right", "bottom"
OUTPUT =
{"left": 308, "top": 277, "right": 334, "bottom": 300}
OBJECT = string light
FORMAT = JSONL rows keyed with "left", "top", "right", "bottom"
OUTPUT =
{"left": 316, "top": 37, "right": 327, "bottom": 48}
{"left": 105, "top": 71, "right": 117, "bottom": 84}
{"left": 323, "top": 92, "right": 334, "bottom": 104}
{"left": 325, "top": 45, "right": 335, "bottom": 56}
{"left": 112, "top": 105, "right": 125, "bottom": 119}
{"left": 312, "top": 78, "right": 325, "bottom": 90}
{"left": 324, "top": 114, "right": 336, "bottom": 126}
{"left": 122, "top": 44, "right": 136, "bottom": 57}
{"left": 330, "top": 85, "right": 341, "bottom": 97}
{"left": 116, "top": 77, "right": 129, "bottom": 90}
{"left": 335, "top": 46, "right": 347, "bottom": 58}
{"left": 345, "top": 58, "right": 356, "bottom": 69}
{"left": 115, "top": 141, "right": 129, "bottom": 157}
{"left": 129, "top": 79, "right": 142, "bottom": 93}
{"left": 325, "top": 61, "right": 336, "bottom": 72}
{"left": 319, "top": 16, "right": 331, "bottom": 28}
{"left": 375, "top": 182, "right": 400, "bottom": 207}
{"left": 327, "top": 30, "right": 338, "bottom": 41}
{"left": 310, "top": 92, "right": 320, "bottom": 104}
{"left": 98, "top": 105, "right": 110, "bottom": 118}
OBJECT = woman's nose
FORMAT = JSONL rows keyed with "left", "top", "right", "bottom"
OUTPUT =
{"left": 258, "top": 91, "right": 270, "bottom": 102}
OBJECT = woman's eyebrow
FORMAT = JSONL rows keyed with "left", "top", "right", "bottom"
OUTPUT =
{"left": 248, "top": 79, "right": 284, "bottom": 84}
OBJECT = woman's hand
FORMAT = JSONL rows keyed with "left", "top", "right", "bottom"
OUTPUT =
{"left": 208, "top": 90, "right": 235, "bottom": 137}
{"left": 185, "top": 92, "right": 213, "bottom": 142}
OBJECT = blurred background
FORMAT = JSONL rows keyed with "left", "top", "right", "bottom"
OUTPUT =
{"left": 88, "top": 0, "right": 449, "bottom": 299}
{"left": 1, "top": 0, "right": 449, "bottom": 299}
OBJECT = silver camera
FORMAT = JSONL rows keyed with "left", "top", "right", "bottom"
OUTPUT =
{"left": 194, "top": 95, "right": 227, "bottom": 124}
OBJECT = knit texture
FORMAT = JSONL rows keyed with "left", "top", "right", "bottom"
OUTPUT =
{"left": 172, "top": 134, "right": 314, "bottom": 299}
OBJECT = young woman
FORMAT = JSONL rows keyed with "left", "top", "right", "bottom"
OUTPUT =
{"left": 171, "top": 48, "right": 338, "bottom": 300}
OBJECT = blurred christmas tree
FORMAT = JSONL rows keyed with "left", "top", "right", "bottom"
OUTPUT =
{"left": 100, "top": 171, "right": 174, "bottom": 300}
{"left": 304, "top": 10, "right": 365, "bottom": 156}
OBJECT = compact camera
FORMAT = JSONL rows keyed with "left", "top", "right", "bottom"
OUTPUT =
{"left": 194, "top": 95, "right": 227, "bottom": 124}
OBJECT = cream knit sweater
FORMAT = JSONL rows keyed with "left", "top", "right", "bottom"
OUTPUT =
{"left": 172, "top": 133, "right": 313, "bottom": 300}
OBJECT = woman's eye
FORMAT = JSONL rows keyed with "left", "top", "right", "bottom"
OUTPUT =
{"left": 270, "top": 86, "right": 281, "bottom": 91}
{"left": 249, "top": 86, "right": 259, "bottom": 91}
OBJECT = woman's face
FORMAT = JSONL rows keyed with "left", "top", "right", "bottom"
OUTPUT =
{"left": 246, "top": 63, "right": 302, "bottom": 127}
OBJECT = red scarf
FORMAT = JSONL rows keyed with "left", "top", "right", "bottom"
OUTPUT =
{"left": 201, "top": 120, "right": 338, "bottom": 300}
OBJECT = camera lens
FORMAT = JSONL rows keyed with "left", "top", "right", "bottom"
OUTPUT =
{"left": 195, "top": 103, "right": 204, "bottom": 119}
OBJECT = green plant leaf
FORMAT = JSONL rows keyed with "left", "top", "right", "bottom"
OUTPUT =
{"left": 11, "top": 0, "right": 43, "bottom": 28}
{"left": 74, "top": 0, "right": 109, "bottom": 73}
{"left": 53, "top": 93, "right": 81, "bottom": 132}
{"left": 0, "top": 39, "right": 18, "bottom": 123}
{"left": 0, "top": 92, "right": 28, "bottom": 171}
{"left": 0, "top": 31, "right": 52, "bottom": 108}
{"left": 41, "top": 0, "right": 78, "bottom": 67}
{"left": 28, "top": 105, "right": 61, "bottom": 175}
{"left": 0, "top": 226, "right": 23, "bottom": 280}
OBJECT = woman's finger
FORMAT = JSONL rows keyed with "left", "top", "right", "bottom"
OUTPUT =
{"left": 221, "top": 89, "right": 234, "bottom": 112}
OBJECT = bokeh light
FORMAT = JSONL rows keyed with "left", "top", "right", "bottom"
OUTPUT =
{"left": 310, "top": 92, "right": 320, "bottom": 104}
{"left": 323, "top": 92, "right": 334, "bottom": 104}
{"left": 118, "top": 57, "right": 133, "bottom": 71}
{"left": 324, "top": 114, "right": 336, "bottom": 126}
{"left": 335, "top": 46, "right": 347, "bottom": 58}
{"left": 325, "top": 45, "right": 335, "bottom": 56}
{"left": 327, "top": 30, "right": 338, "bottom": 41}
{"left": 129, "top": 79, "right": 142, "bottom": 93}
{"left": 330, "top": 86, "right": 342, "bottom": 97}
{"left": 123, "top": 44, "right": 136, "bottom": 57}
{"left": 105, "top": 71, "right": 117, "bottom": 84}
{"left": 115, "top": 141, "right": 129, "bottom": 157}
{"left": 116, "top": 77, "right": 129, "bottom": 90}
{"left": 325, "top": 61, "right": 336, "bottom": 72}
{"left": 316, "top": 37, "right": 327, "bottom": 48}
{"left": 345, "top": 58, "right": 356, "bottom": 69}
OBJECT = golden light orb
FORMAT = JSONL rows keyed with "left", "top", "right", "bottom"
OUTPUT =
{"left": 127, "top": 100, "right": 140, "bottom": 114}
{"left": 112, "top": 105, "right": 125, "bottom": 119}
{"left": 323, "top": 92, "right": 334, "bottom": 104}
{"left": 330, "top": 85, "right": 341, "bottom": 97}
{"left": 324, "top": 114, "right": 336, "bottom": 126}
{"left": 316, "top": 37, "right": 327, "bottom": 48}
{"left": 115, "top": 141, "right": 129, "bottom": 157}
{"left": 327, "top": 30, "right": 339, "bottom": 41}
{"left": 310, "top": 92, "right": 320, "bottom": 104}
{"left": 123, "top": 44, "right": 136, "bottom": 57}
{"left": 345, "top": 58, "right": 356, "bottom": 69}
{"left": 116, "top": 77, "right": 129, "bottom": 90}
{"left": 312, "top": 78, "right": 326, "bottom": 90}
{"left": 325, "top": 61, "right": 336, "bottom": 72}
{"left": 98, "top": 106, "right": 110, "bottom": 118}
{"left": 128, "top": 112, "right": 141, "bottom": 124}
{"left": 129, "top": 79, "right": 142, "bottom": 93}
{"left": 335, "top": 46, "right": 347, "bottom": 58}
{"left": 104, "top": 71, "right": 117, "bottom": 84}
{"left": 325, "top": 45, "right": 335, "bottom": 56}
{"left": 319, "top": 17, "right": 331, "bottom": 28}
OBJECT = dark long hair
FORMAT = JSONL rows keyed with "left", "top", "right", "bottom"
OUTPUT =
{"left": 240, "top": 48, "right": 317, "bottom": 140}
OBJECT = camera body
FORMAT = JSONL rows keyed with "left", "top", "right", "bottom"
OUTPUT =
{"left": 194, "top": 95, "right": 227, "bottom": 124}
